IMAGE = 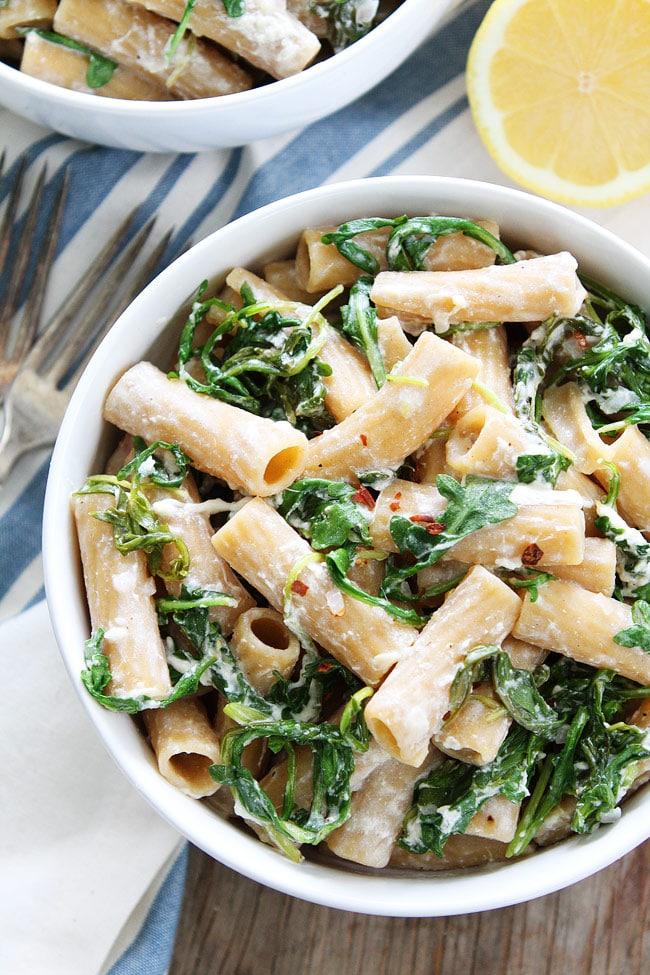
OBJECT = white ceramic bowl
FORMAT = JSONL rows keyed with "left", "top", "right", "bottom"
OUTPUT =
{"left": 0, "top": 0, "right": 454, "bottom": 152}
{"left": 44, "top": 176, "right": 650, "bottom": 916}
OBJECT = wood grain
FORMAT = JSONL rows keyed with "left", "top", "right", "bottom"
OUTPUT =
{"left": 170, "top": 840, "right": 649, "bottom": 974}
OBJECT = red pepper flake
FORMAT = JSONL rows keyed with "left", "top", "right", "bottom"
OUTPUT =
{"left": 389, "top": 491, "right": 402, "bottom": 512}
{"left": 351, "top": 485, "right": 375, "bottom": 510}
{"left": 521, "top": 542, "right": 544, "bottom": 566}
{"left": 573, "top": 330, "right": 588, "bottom": 349}
{"left": 291, "top": 579, "right": 309, "bottom": 596}
{"left": 360, "top": 433, "right": 368, "bottom": 446}
{"left": 317, "top": 661, "right": 336, "bottom": 674}
{"left": 410, "top": 513, "right": 445, "bottom": 535}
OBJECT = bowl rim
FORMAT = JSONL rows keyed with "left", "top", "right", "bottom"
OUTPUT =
{"left": 44, "top": 174, "right": 650, "bottom": 917}
{"left": 0, "top": 0, "right": 451, "bottom": 116}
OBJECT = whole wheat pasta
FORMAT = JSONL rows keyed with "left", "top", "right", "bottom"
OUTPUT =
{"left": 143, "top": 697, "right": 222, "bottom": 798}
{"left": 325, "top": 750, "right": 440, "bottom": 868}
{"left": 304, "top": 331, "right": 481, "bottom": 481}
{"left": 295, "top": 220, "right": 501, "bottom": 294}
{"left": 433, "top": 682, "right": 512, "bottom": 767}
{"left": 370, "top": 252, "right": 587, "bottom": 334}
{"left": 229, "top": 607, "right": 301, "bottom": 695}
{"left": 445, "top": 404, "right": 547, "bottom": 480}
{"left": 364, "top": 565, "right": 522, "bottom": 766}
{"left": 370, "top": 478, "right": 586, "bottom": 568}
{"left": 513, "top": 580, "right": 650, "bottom": 685}
{"left": 73, "top": 208, "right": 650, "bottom": 872}
{"left": 54, "top": 0, "right": 253, "bottom": 98}
{"left": 20, "top": 29, "right": 174, "bottom": 98}
{"left": 72, "top": 492, "right": 172, "bottom": 700}
{"left": 448, "top": 325, "right": 515, "bottom": 421}
{"left": 211, "top": 497, "right": 417, "bottom": 686}
{"left": 0, "top": 0, "right": 55, "bottom": 38}
{"left": 103, "top": 361, "right": 308, "bottom": 496}
{"left": 129, "top": 0, "right": 320, "bottom": 79}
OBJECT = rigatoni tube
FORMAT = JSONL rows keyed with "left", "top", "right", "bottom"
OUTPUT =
{"left": 512, "top": 579, "right": 650, "bottom": 685}
{"left": 303, "top": 331, "right": 481, "bottom": 482}
{"left": 72, "top": 492, "right": 172, "bottom": 700}
{"left": 103, "top": 361, "right": 308, "bottom": 497}
{"left": 364, "top": 565, "right": 522, "bottom": 766}
{"left": 143, "top": 697, "right": 222, "bottom": 799}
{"left": 370, "top": 252, "right": 587, "bottom": 334}
{"left": 211, "top": 498, "right": 417, "bottom": 686}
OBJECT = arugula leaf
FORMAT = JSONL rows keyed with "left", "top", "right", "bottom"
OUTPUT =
{"left": 337, "top": 276, "right": 387, "bottom": 388}
{"left": 594, "top": 499, "right": 650, "bottom": 600}
{"left": 493, "top": 567, "right": 556, "bottom": 602}
{"left": 511, "top": 316, "right": 579, "bottom": 485}
{"left": 276, "top": 478, "right": 426, "bottom": 624}
{"left": 507, "top": 665, "right": 650, "bottom": 854}
{"left": 167, "top": 0, "right": 196, "bottom": 62}
{"left": 322, "top": 215, "right": 515, "bottom": 275}
{"left": 210, "top": 687, "right": 372, "bottom": 859}
{"left": 515, "top": 451, "right": 571, "bottom": 486}
{"left": 447, "top": 644, "right": 498, "bottom": 718}
{"left": 81, "top": 617, "right": 229, "bottom": 714}
{"left": 275, "top": 478, "right": 374, "bottom": 551}
{"left": 168, "top": 0, "right": 243, "bottom": 64}
{"left": 175, "top": 281, "right": 333, "bottom": 435}
{"left": 613, "top": 600, "right": 650, "bottom": 654}
{"left": 76, "top": 474, "right": 190, "bottom": 582}
{"left": 548, "top": 280, "right": 650, "bottom": 432}
{"left": 381, "top": 475, "right": 517, "bottom": 598}
{"left": 384, "top": 216, "right": 516, "bottom": 270}
{"left": 17, "top": 28, "right": 116, "bottom": 88}
{"left": 448, "top": 647, "right": 561, "bottom": 736}
{"left": 116, "top": 436, "right": 190, "bottom": 488}
{"left": 571, "top": 669, "right": 650, "bottom": 834}
{"left": 222, "top": 0, "right": 245, "bottom": 14}
{"left": 492, "top": 653, "right": 562, "bottom": 736}
{"left": 311, "top": 0, "right": 379, "bottom": 52}
{"left": 325, "top": 546, "right": 427, "bottom": 626}
{"left": 399, "top": 725, "right": 540, "bottom": 857}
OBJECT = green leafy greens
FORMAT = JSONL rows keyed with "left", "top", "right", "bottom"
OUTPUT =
{"left": 174, "top": 281, "right": 334, "bottom": 435}
{"left": 75, "top": 438, "right": 192, "bottom": 581}
{"left": 322, "top": 215, "right": 516, "bottom": 275}
{"left": 337, "top": 275, "right": 387, "bottom": 388}
{"left": 17, "top": 28, "right": 117, "bottom": 88}
{"left": 381, "top": 475, "right": 518, "bottom": 601}
{"left": 400, "top": 655, "right": 650, "bottom": 859}
{"left": 311, "top": 0, "right": 380, "bottom": 52}
{"left": 211, "top": 687, "right": 371, "bottom": 861}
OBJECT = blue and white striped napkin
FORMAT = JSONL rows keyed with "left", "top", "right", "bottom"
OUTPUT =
{"left": 1, "top": 1, "right": 649, "bottom": 971}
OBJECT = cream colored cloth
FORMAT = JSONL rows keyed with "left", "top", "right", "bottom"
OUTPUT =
{"left": 0, "top": 601, "right": 181, "bottom": 975}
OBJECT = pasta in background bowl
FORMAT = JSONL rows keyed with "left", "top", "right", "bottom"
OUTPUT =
{"left": 0, "top": 0, "right": 453, "bottom": 152}
{"left": 44, "top": 176, "right": 650, "bottom": 916}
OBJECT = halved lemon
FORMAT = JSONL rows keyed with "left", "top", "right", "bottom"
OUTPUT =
{"left": 466, "top": 0, "right": 650, "bottom": 207}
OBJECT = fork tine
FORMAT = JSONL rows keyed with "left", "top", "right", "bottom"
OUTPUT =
{"left": 31, "top": 206, "right": 140, "bottom": 349}
{"left": 24, "top": 208, "right": 148, "bottom": 381}
{"left": 11, "top": 167, "right": 70, "bottom": 364}
{"left": 0, "top": 153, "right": 26, "bottom": 278}
{"left": 36, "top": 216, "right": 157, "bottom": 386}
{"left": 63, "top": 225, "right": 176, "bottom": 391}
{"left": 0, "top": 161, "right": 47, "bottom": 357}
{"left": 0, "top": 202, "right": 179, "bottom": 484}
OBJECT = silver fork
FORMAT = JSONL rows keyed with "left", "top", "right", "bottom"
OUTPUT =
{"left": 0, "top": 183, "right": 175, "bottom": 483}
{"left": 0, "top": 153, "right": 69, "bottom": 405}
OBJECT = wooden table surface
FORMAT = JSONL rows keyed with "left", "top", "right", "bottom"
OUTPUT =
{"left": 170, "top": 840, "right": 649, "bottom": 974}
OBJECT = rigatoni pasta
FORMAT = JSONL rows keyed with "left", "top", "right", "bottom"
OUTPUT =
{"left": 4, "top": 0, "right": 400, "bottom": 100}
{"left": 72, "top": 208, "right": 650, "bottom": 874}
